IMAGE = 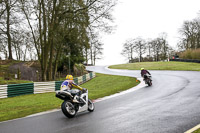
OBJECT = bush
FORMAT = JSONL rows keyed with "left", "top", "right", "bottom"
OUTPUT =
{"left": 73, "top": 63, "right": 87, "bottom": 76}
{"left": 179, "top": 49, "right": 200, "bottom": 60}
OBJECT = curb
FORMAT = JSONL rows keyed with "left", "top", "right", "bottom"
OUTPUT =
{"left": 185, "top": 124, "right": 200, "bottom": 133}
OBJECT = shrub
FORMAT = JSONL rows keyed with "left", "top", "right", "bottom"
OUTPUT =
{"left": 180, "top": 49, "right": 200, "bottom": 60}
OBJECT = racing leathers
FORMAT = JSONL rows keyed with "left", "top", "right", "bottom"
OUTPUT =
{"left": 61, "top": 80, "right": 85, "bottom": 103}
{"left": 141, "top": 69, "right": 151, "bottom": 79}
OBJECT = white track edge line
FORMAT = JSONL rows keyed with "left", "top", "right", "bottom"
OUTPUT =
{"left": 184, "top": 124, "right": 200, "bottom": 133}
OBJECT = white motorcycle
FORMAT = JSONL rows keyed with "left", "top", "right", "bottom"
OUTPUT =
{"left": 56, "top": 89, "right": 94, "bottom": 118}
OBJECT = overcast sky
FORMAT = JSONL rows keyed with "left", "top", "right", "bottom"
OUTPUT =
{"left": 95, "top": 0, "right": 200, "bottom": 66}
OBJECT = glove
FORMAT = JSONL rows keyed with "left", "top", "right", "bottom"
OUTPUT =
{"left": 82, "top": 88, "right": 87, "bottom": 93}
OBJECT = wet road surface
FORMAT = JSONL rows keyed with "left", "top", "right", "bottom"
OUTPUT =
{"left": 0, "top": 66, "right": 200, "bottom": 133}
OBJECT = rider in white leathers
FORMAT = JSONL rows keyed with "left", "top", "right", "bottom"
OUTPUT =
{"left": 61, "top": 75, "right": 86, "bottom": 103}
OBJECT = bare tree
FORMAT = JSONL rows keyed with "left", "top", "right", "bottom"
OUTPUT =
{"left": 0, "top": 36, "right": 8, "bottom": 59}
{"left": 149, "top": 35, "right": 169, "bottom": 61}
{"left": 133, "top": 37, "right": 146, "bottom": 62}
{"left": 179, "top": 17, "right": 200, "bottom": 50}
{"left": 122, "top": 33, "right": 170, "bottom": 62}
{"left": 0, "top": 0, "right": 24, "bottom": 60}
{"left": 12, "top": 30, "right": 35, "bottom": 61}
{"left": 158, "top": 32, "right": 169, "bottom": 60}
{"left": 122, "top": 38, "right": 146, "bottom": 62}
{"left": 121, "top": 39, "right": 135, "bottom": 61}
{"left": 90, "top": 35, "right": 103, "bottom": 65}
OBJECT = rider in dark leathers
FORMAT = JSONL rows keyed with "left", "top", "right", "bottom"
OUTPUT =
{"left": 141, "top": 68, "right": 151, "bottom": 81}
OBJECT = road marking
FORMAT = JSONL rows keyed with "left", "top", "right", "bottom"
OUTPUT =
{"left": 26, "top": 109, "right": 60, "bottom": 118}
{"left": 184, "top": 124, "right": 200, "bottom": 133}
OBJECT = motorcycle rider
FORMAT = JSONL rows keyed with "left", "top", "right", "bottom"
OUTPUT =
{"left": 141, "top": 68, "right": 151, "bottom": 80}
{"left": 61, "top": 75, "right": 86, "bottom": 103}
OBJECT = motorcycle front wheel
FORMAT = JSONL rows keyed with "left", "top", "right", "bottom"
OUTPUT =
{"left": 61, "top": 101, "right": 77, "bottom": 118}
{"left": 88, "top": 99, "right": 95, "bottom": 112}
{"left": 147, "top": 80, "right": 152, "bottom": 86}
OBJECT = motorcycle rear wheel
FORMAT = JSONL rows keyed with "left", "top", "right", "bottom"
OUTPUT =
{"left": 61, "top": 101, "right": 77, "bottom": 118}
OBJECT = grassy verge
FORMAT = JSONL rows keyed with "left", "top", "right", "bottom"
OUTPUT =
{"left": 0, "top": 73, "right": 139, "bottom": 122}
{"left": 82, "top": 73, "right": 139, "bottom": 99}
{"left": 109, "top": 61, "right": 200, "bottom": 71}
{"left": 0, "top": 77, "right": 33, "bottom": 85}
{"left": 0, "top": 93, "right": 61, "bottom": 122}
{"left": 193, "top": 128, "right": 200, "bottom": 133}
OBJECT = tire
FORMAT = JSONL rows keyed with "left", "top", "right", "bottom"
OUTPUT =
{"left": 88, "top": 99, "right": 95, "bottom": 112}
{"left": 61, "top": 101, "right": 77, "bottom": 118}
{"left": 147, "top": 80, "right": 152, "bottom": 86}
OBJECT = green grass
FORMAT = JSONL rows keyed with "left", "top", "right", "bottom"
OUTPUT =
{"left": 82, "top": 73, "right": 139, "bottom": 99}
{"left": 109, "top": 61, "right": 200, "bottom": 71}
{"left": 193, "top": 128, "right": 200, "bottom": 133}
{"left": 0, "top": 93, "right": 62, "bottom": 122}
{"left": 0, "top": 73, "right": 139, "bottom": 122}
{"left": 0, "top": 77, "right": 33, "bottom": 85}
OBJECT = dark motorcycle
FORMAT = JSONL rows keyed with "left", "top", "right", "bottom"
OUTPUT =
{"left": 143, "top": 74, "right": 152, "bottom": 86}
{"left": 56, "top": 89, "right": 94, "bottom": 118}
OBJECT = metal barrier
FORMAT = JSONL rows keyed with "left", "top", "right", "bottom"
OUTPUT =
{"left": 34, "top": 81, "right": 55, "bottom": 94}
{"left": 8, "top": 83, "right": 34, "bottom": 97}
{"left": 78, "top": 77, "right": 83, "bottom": 84}
{"left": 0, "top": 85, "right": 7, "bottom": 98}
{"left": 86, "top": 73, "right": 90, "bottom": 81}
{"left": 74, "top": 78, "right": 78, "bottom": 84}
{"left": 0, "top": 72, "right": 95, "bottom": 98}
{"left": 55, "top": 81, "right": 63, "bottom": 91}
{"left": 82, "top": 74, "right": 86, "bottom": 83}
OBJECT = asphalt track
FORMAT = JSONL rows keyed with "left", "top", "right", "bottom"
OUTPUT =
{"left": 0, "top": 66, "right": 200, "bottom": 133}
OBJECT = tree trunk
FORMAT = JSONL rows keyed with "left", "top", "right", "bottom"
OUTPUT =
{"left": 148, "top": 44, "right": 151, "bottom": 60}
{"left": 6, "top": 1, "right": 12, "bottom": 60}
{"left": 14, "top": 45, "right": 18, "bottom": 60}
{"left": 94, "top": 58, "right": 95, "bottom": 66}
{"left": 47, "top": 0, "right": 57, "bottom": 81}
{"left": 90, "top": 47, "right": 93, "bottom": 65}
{"left": 41, "top": 0, "right": 49, "bottom": 81}
{"left": 131, "top": 48, "right": 133, "bottom": 60}
{"left": 85, "top": 48, "right": 88, "bottom": 65}
{"left": 24, "top": 47, "right": 27, "bottom": 61}
{"left": 53, "top": 44, "right": 62, "bottom": 80}
{"left": 139, "top": 44, "right": 142, "bottom": 62}
{"left": 48, "top": 39, "right": 53, "bottom": 80}
{"left": 93, "top": 50, "right": 96, "bottom": 66}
